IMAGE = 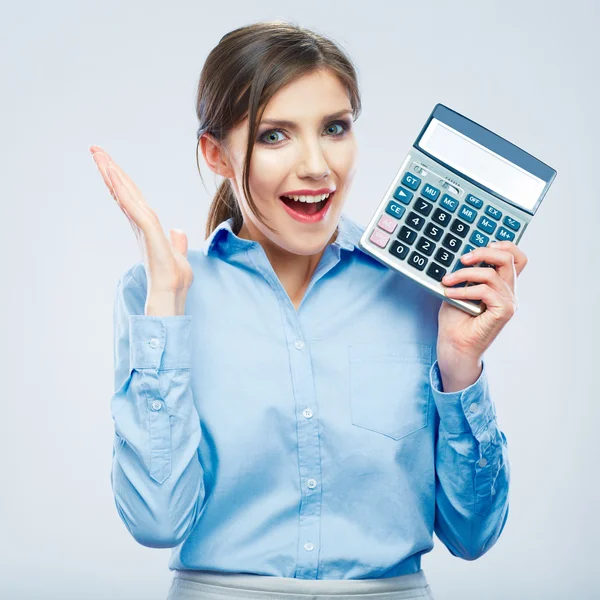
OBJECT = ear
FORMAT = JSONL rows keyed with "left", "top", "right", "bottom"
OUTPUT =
{"left": 199, "top": 132, "right": 235, "bottom": 179}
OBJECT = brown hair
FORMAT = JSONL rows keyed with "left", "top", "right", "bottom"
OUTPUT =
{"left": 194, "top": 19, "right": 362, "bottom": 241}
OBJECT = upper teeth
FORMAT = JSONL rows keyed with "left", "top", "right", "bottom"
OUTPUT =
{"left": 282, "top": 192, "right": 331, "bottom": 203}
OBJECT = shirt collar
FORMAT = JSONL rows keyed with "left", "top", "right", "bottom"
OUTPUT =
{"left": 201, "top": 211, "right": 364, "bottom": 257}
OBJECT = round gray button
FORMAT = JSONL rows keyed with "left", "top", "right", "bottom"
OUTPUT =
{"left": 149, "top": 338, "right": 159, "bottom": 349}
{"left": 307, "top": 478, "right": 317, "bottom": 489}
{"left": 303, "top": 542, "right": 314, "bottom": 551}
{"left": 303, "top": 408, "right": 313, "bottom": 419}
{"left": 294, "top": 340, "right": 305, "bottom": 350}
{"left": 478, "top": 457, "right": 488, "bottom": 467}
{"left": 469, "top": 402, "right": 479, "bottom": 413}
{"left": 151, "top": 400, "right": 162, "bottom": 411}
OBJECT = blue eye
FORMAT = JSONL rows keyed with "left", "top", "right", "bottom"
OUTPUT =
{"left": 257, "top": 119, "right": 352, "bottom": 146}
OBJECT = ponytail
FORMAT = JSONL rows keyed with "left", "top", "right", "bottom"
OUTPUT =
{"left": 204, "top": 178, "right": 243, "bottom": 240}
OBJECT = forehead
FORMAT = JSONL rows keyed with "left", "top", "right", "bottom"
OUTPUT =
{"left": 260, "top": 69, "right": 351, "bottom": 122}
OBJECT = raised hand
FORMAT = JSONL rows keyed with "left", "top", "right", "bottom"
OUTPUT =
{"left": 90, "top": 145, "right": 194, "bottom": 316}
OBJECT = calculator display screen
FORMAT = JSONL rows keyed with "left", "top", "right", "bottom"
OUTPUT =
{"left": 417, "top": 118, "right": 545, "bottom": 211}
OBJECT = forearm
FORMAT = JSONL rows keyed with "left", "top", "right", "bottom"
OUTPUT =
{"left": 111, "top": 314, "right": 205, "bottom": 548}
{"left": 430, "top": 359, "right": 510, "bottom": 560}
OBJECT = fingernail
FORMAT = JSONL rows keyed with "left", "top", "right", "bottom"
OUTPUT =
{"left": 463, "top": 252, "right": 472, "bottom": 260}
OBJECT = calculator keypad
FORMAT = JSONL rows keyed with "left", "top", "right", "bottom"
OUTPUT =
{"left": 368, "top": 167, "right": 524, "bottom": 297}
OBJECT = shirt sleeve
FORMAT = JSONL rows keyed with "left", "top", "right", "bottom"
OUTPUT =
{"left": 429, "top": 358, "right": 510, "bottom": 560}
{"left": 110, "top": 271, "right": 206, "bottom": 548}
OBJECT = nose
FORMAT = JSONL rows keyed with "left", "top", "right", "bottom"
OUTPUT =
{"left": 297, "top": 136, "right": 331, "bottom": 180}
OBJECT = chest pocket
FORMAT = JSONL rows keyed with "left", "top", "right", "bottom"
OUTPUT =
{"left": 348, "top": 342, "right": 433, "bottom": 441}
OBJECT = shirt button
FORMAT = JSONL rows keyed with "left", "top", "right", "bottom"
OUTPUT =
{"left": 294, "top": 340, "right": 305, "bottom": 350}
{"left": 307, "top": 478, "right": 317, "bottom": 489}
{"left": 478, "top": 457, "right": 488, "bottom": 467}
{"left": 303, "top": 408, "right": 313, "bottom": 418}
{"left": 149, "top": 338, "right": 160, "bottom": 349}
{"left": 304, "top": 542, "right": 314, "bottom": 552}
{"left": 469, "top": 402, "right": 479, "bottom": 413}
{"left": 151, "top": 400, "right": 162, "bottom": 411}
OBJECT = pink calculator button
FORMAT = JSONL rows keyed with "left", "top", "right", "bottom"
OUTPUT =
{"left": 369, "top": 228, "right": 390, "bottom": 248}
{"left": 377, "top": 214, "right": 398, "bottom": 233}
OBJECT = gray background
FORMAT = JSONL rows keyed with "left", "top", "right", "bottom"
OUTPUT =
{"left": 1, "top": 0, "right": 597, "bottom": 598}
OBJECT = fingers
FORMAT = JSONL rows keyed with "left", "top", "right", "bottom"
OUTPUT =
{"left": 443, "top": 265, "right": 513, "bottom": 298}
{"left": 466, "top": 241, "right": 527, "bottom": 276}
{"left": 444, "top": 282, "right": 518, "bottom": 318}
{"left": 445, "top": 244, "right": 519, "bottom": 293}
{"left": 90, "top": 146, "right": 160, "bottom": 233}
{"left": 91, "top": 146, "right": 144, "bottom": 199}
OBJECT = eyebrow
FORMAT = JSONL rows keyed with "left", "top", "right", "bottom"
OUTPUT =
{"left": 259, "top": 109, "right": 353, "bottom": 128}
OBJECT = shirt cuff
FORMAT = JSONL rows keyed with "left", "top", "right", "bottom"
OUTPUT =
{"left": 429, "top": 359, "right": 495, "bottom": 435}
{"left": 129, "top": 315, "right": 193, "bottom": 370}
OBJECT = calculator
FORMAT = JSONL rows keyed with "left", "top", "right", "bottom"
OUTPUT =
{"left": 358, "top": 103, "right": 557, "bottom": 316}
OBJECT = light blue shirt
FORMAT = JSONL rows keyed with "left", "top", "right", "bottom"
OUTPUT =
{"left": 110, "top": 211, "right": 509, "bottom": 579}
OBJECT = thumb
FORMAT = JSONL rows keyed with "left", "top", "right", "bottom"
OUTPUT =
{"left": 169, "top": 228, "right": 188, "bottom": 257}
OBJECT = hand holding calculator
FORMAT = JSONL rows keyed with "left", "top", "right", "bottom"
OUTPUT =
{"left": 358, "top": 104, "right": 557, "bottom": 316}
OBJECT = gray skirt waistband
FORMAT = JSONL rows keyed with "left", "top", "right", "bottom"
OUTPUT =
{"left": 171, "top": 569, "right": 430, "bottom": 596}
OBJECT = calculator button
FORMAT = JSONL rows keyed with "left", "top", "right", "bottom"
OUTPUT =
{"left": 458, "top": 205, "right": 477, "bottom": 223}
{"left": 424, "top": 222, "right": 444, "bottom": 241}
{"left": 398, "top": 225, "right": 418, "bottom": 244}
{"left": 369, "top": 228, "right": 390, "bottom": 248}
{"left": 385, "top": 200, "right": 406, "bottom": 220}
{"left": 413, "top": 198, "right": 434, "bottom": 217}
{"left": 389, "top": 240, "right": 410, "bottom": 260}
{"left": 495, "top": 226, "right": 515, "bottom": 241}
{"left": 465, "top": 194, "right": 484, "bottom": 209}
{"left": 408, "top": 251, "right": 428, "bottom": 271}
{"left": 470, "top": 230, "right": 490, "bottom": 247}
{"left": 442, "top": 233, "right": 462, "bottom": 252}
{"left": 426, "top": 262, "right": 447, "bottom": 282}
{"left": 477, "top": 216, "right": 497, "bottom": 235}
{"left": 421, "top": 184, "right": 440, "bottom": 201}
{"left": 450, "top": 219, "right": 470, "bottom": 238}
{"left": 405, "top": 212, "right": 426, "bottom": 231}
{"left": 401, "top": 173, "right": 421, "bottom": 190}
{"left": 485, "top": 205, "right": 502, "bottom": 220}
{"left": 393, "top": 186, "right": 414, "bottom": 205}
{"left": 440, "top": 194, "right": 459, "bottom": 212}
{"left": 431, "top": 207, "right": 452, "bottom": 227}
{"left": 434, "top": 248, "right": 454, "bottom": 267}
{"left": 416, "top": 236, "right": 436, "bottom": 256}
{"left": 503, "top": 216, "right": 521, "bottom": 231}
{"left": 377, "top": 214, "right": 398, "bottom": 233}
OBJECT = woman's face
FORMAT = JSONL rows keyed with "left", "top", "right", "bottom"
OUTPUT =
{"left": 219, "top": 68, "right": 358, "bottom": 256}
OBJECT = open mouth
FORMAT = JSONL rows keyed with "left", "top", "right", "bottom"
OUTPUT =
{"left": 279, "top": 191, "right": 334, "bottom": 216}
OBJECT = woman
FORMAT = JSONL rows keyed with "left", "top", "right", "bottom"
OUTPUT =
{"left": 93, "top": 19, "right": 524, "bottom": 600}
